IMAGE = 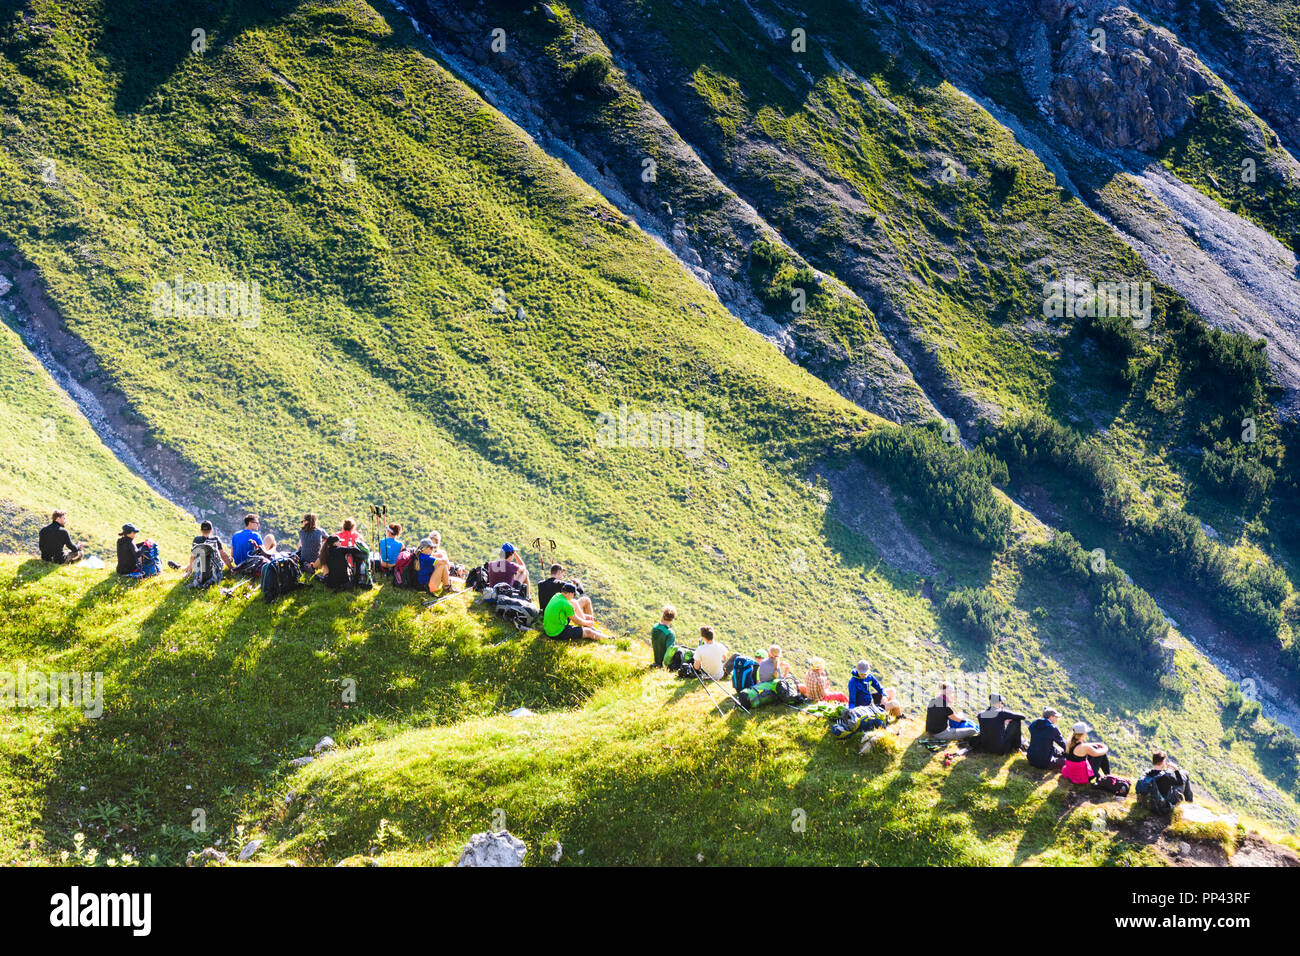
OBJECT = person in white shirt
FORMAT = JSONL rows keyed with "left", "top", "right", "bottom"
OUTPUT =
{"left": 691, "top": 625, "right": 729, "bottom": 681}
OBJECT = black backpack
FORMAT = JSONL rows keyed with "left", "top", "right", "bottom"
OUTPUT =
{"left": 261, "top": 554, "right": 302, "bottom": 603}
{"left": 774, "top": 677, "right": 807, "bottom": 705}
{"left": 188, "top": 541, "right": 223, "bottom": 589}
{"left": 1143, "top": 770, "right": 1188, "bottom": 813}
{"left": 493, "top": 595, "right": 540, "bottom": 630}
{"left": 324, "top": 545, "right": 370, "bottom": 591}
{"left": 464, "top": 564, "right": 490, "bottom": 592}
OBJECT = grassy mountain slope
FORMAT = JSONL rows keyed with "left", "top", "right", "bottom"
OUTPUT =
{"left": 3, "top": 557, "right": 1295, "bottom": 866}
{"left": 0, "top": 0, "right": 1298, "bottom": 864}
{"left": 0, "top": 317, "right": 193, "bottom": 558}
{"left": 412, "top": 0, "right": 1300, "bottom": 690}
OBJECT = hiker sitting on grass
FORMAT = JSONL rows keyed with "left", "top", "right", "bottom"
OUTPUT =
{"left": 337, "top": 518, "right": 362, "bottom": 549}
{"left": 299, "top": 513, "right": 327, "bottom": 569}
{"left": 182, "top": 521, "right": 234, "bottom": 574}
{"left": 418, "top": 533, "right": 458, "bottom": 595}
{"left": 651, "top": 605, "right": 677, "bottom": 667}
{"left": 1026, "top": 707, "right": 1066, "bottom": 770}
{"left": 39, "top": 510, "right": 84, "bottom": 564}
{"left": 487, "top": 543, "right": 530, "bottom": 596}
{"left": 924, "top": 682, "right": 978, "bottom": 740}
{"left": 758, "top": 644, "right": 792, "bottom": 684}
{"left": 802, "top": 657, "right": 830, "bottom": 700}
{"left": 1138, "top": 751, "right": 1194, "bottom": 811}
{"left": 1062, "top": 722, "right": 1110, "bottom": 785}
{"left": 116, "top": 524, "right": 145, "bottom": 576}
{"left": 377, "top": 523, "right": 404, "bottom": 572}
{"left": 691, "top": 626, "right": 729, "bottom": 680}
{"left": 848, "top": 661, "right": 903, "bottom": 717}
{"left": 537, "top": 564, "right": 592, "bottom": 617}
{"left": 974, "top": 693, "right": 1026, "bottom": 755}
{"left": 231, "top": 514, "right": 263, "bottom": 565}
{"left": 542, "top": 582, "right": 611, "bottom": 641}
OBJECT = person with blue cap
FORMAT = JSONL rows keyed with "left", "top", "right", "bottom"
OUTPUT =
{"left": 486, "top": 542, "right": 530, "bottom": 596}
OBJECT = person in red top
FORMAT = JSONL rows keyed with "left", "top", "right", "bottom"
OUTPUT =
{"left": 337, "top": 518, "right": 361, "bottom": 548}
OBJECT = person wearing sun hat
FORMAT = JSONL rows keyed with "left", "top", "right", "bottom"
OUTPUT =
{"left": 1027, "top": 706, "right": 1067, "bottom": 770}
{"left": 115, "top": 523, "right": 143, "bottom": 576}
{"left": 1062, "top": 719, "right": 1111, "bottom": 784}
{"left": 849, "top": 660, "right": 904, "bottom": 718}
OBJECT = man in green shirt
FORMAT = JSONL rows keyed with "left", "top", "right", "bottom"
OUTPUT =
{"left": 542, "top": 583, "right": 613, "bottom": 641}
{"left": 651, "top": 604, "right": 677, "bottom": 666}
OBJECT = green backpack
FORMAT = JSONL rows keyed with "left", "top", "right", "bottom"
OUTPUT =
{"left": 666, "top": 645, "right": 694, "bottom": 669}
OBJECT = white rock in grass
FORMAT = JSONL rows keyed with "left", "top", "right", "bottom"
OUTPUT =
{"left": 238, "top": 839, "right": 263, "bottom": 862}
{"left": 457, "top": 831, "right": 526, "bottom": 867}
{"left": 507, "top": 707, "right": 535, "bottom": 718}
{"left": 186, "top": 847, "right": 227, "bottom": 867}
{"left": 313, "top": 736, "right": 336, "bottom": 753}
{"left": 289, "top": 756, "right": 314, "bottom": 767}
{"left": 550, "top": 842, "right": 563, "bottom": 862}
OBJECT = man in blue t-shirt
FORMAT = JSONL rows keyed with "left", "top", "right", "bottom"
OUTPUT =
{"left": 230, "top": 513, "right": 263, "bottom": 565}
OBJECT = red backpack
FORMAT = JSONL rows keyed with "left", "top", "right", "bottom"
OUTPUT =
{"left": 393, "top": 548, "right": 418, "bottom": 588}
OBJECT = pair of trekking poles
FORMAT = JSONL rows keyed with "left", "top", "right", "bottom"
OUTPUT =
{"left": 693, "top": 666, "right": 814, "bottom": 719}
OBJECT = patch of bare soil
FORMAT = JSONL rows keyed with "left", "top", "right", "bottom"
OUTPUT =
{"left": 1117, "top": 813, "right": 1298, "bottom": 867}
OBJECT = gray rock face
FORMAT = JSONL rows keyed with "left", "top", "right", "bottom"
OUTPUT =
{"left": 456, "top": 830, "right": 527, "bottom": 867}
{"left": 186, "top": 847, "right": 228, "bottom": 867}
{"left": 1045, "top": 3, "right": 1211, "bottom": 151}
{"left": 888, "top": 0, "right": 1214, "bottom": 152}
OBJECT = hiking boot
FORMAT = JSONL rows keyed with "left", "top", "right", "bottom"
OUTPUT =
{"left": 167, "top": 561, "right": 181, "bottom": 570}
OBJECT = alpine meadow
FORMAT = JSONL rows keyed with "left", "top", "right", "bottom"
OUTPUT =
{"left": 2, "top": 0, "right": 1300, "bottom": 896}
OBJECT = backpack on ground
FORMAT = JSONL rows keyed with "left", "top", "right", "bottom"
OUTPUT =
{"left": 392, "top": 548, "right": 418, "bottom": 588}
{"left": 830, "top": 703, "right": 888, "bottom": 739}
{"left": 737, "top": 680, "right": 778, "bottom": 709}
{"left": 493, "top": 595, "right": 540, "bottom": 630}
{"left": 236, "top": 553, "right": 270, "bottom": 579}
{"left": 128, "top": 540, "right": 161, "bottom": 579}
{"left": 324, "top": 545, "right": 370, "bottom": 591}
{"left": 1093, "top": 774, "right": 1131, "bottom": 796}
{"left": 1137, "top": 770, "right": 1186, "bottom": 813}
{"left": 667, "top": 646, "right": 694, "bottom": 670}
{"left": 464, "top": 564, "right": 490, "bottom": 592}
{"left": 730, "top": 656, "right": 759, "bottom": 693}
{"left": 261, "top": 554, "right": 303, "bottom": 603}
{"left": 774, "top": 676, "right": 807, "bottom": 706}
{"left": 188, "top": 542, "right": 223, "bottom": 589}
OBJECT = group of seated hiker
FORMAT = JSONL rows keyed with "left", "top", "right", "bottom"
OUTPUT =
{"left": 538, "top": 562, "right": 612, "bottom": 642}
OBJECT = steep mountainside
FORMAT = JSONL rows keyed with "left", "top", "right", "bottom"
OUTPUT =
{"left": 1, "top": 0, "right": 1299, "bottom": 863}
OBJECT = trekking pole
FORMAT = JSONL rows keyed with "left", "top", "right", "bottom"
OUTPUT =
{"left": 694, "top": 668, "right": 727, "bottom": 718}
{"left": 702, "top": 669, "right": 750, "bottom": 715}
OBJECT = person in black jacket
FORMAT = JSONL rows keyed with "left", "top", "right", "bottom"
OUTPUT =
{"left": 975, "top": 694, "right": 1027, "bottom": 754}
{"left": 116, "top": 524, "right": 144, "bottom": 575}
{"left": 1139, "top": 751, "right": 1194, "bottom": 810}
{"left": 1026, "top": 707, "right": 1067, "bottom": 769}
{"left": 39, "top": 510, "right": 83, "bottom": 563}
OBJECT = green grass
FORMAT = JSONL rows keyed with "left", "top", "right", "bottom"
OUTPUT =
{"left": 1, "top": 0, "right": 1298, "bottom": 865}
{"left": 0, "top": 318, "right": 194, "bottom": 558}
